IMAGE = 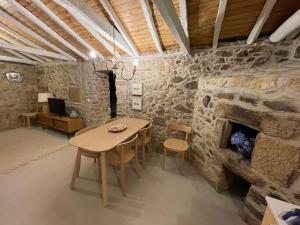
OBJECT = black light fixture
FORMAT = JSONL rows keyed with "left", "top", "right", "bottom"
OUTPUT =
{"left": 91, "top": 23, "right": 138, "bottom": 81}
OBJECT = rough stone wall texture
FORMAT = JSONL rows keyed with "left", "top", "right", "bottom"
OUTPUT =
{"left": 0, "top": 62, "right": 39, "bottom": 130}
{"left": 36, "top": 62, "right": 110, "bottom": 126}
{"left": 114, "top": 37, "right": 300, "bottom": 225}
{"left": 189, "top": 39, "right": 300, "bottom": 225}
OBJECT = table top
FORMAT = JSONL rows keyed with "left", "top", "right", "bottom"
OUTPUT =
{"left": 69, "top": 117, "right": 149, "bottom": 152}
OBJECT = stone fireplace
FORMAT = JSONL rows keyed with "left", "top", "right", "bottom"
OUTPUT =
{"left": 191, "top": 62, "right": 300, "bottom": 225}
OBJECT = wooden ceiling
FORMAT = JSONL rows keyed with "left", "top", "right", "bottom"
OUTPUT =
{"left": 0, "top": 0, "right": 298, "bottom": 64}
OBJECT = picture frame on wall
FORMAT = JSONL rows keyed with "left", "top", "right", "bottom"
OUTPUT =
{"left": 132, "top": 98, "right": 142, "bottom": 110}
{"left": 132, "top": 83, "right": 143, "bottom": 96}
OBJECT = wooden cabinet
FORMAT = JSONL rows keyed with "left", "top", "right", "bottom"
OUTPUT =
{"left": 37, "top": 113, "right": 83, "bottom": 137}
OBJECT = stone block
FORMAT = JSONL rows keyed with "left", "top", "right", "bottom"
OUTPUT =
{"left": 215, "top": 103, "right": 261, "bottom": 128}
{"left": 248, "top": 77, "right": 277, "bottom": 90}
{"left": 294, "top": 46, "right": 300, "bottom": 58}
{"left": 260, "top": 113, "right": 300, "bottom": 139}
{"left": 68, "top": 87, "right": 81, "bottom": 103}
{"left": 216, "top": 92, "right": 234, "bottom": 100}
{"left": 251, "top": 134, "right": 300, "bottom": 187}
{"left": 263, "top": 100, "right": 297, "bottom": 113}
{"left": 239, "top": 96, "right": 258, "bottom": 106}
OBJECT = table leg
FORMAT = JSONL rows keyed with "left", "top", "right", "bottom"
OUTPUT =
{"left": 100, "top": 151, "right": 108, "bottom": 206}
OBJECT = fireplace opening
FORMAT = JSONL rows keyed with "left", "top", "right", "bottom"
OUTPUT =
{"left": 224, "top": 167, "right": 251, "bottom": 203}
{"left": 226, "top": 121, "right": 259, "bottom": 160}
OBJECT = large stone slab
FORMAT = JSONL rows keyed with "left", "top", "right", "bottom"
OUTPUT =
{"left": 215, "top": 103, "right": 261, "bottom": 128}
{"left": 251, "top": 134, "right": 300, "bottom": 187}
{"left": 260, "top": 113, "right": 300, "bottom": 139}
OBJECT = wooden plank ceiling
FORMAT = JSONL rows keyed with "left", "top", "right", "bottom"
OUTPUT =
{"left": 0, "top": 0, "right": 298, "bottom": 63}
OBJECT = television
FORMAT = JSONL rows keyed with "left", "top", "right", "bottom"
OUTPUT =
{"left": 48, "top": 98, "right": 67, "bottom": 117}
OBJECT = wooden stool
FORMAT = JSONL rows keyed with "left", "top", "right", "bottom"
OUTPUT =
{"left": 22, "top": 112, "right": 37, "bottom": 128}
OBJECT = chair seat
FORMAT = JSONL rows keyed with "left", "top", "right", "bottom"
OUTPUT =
{"left": 106, "top": 149, "right": 135, "bottom": 166}
{"left": 163, "top": 138, "right": 188, "bottom": 152}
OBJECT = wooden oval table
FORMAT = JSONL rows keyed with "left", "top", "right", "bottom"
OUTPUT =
{"left": 69, "top": 117, "right": 149, "bottom": 206}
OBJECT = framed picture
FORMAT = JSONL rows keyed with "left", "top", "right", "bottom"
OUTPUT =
{"left": 132, "top": 98, "right": 142, "bottom": 110}
{"left": 132, "top": 83, "right": 143, "bottom": 96}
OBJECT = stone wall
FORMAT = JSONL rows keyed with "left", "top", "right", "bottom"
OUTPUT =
{"left": 191, "top": 62, "right": 300, "bottom": 225}
{"left": 114, "top": 37, "right": 300, "bottom": 225}
{"left": 0, "top": 62, "right": 38, "bottom": 130}
{"left": 36, "top": 62, "right": 110, "bottom": 126}
{"left": 114, "top": 37, "right": 300, "bottom": 152}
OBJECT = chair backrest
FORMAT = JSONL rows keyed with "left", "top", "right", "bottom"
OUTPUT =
{"left": 115, "top": 134, "right": 139, "bottom": 160}
{"left": 139, "top": 123, "right": 152, "bottom": 143}
{"left": 167, "top": 123, "right": 191, "bottom": 141}
{"left": 75, "top": 125, "right": 98, "bottom": 136}
{"left": 104, "top": 117, "right": 118, "bottom": 124}
{"left": 147, "top": 118, "right": 153, "bottom": 124}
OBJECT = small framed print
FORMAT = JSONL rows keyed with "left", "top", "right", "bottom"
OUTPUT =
{"left": 132, "top": 98, "right": 142, "bottom": 110}
{"left": 132, "top": 83, "right": 143, "bottom": 96}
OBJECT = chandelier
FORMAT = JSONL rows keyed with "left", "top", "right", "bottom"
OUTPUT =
{"left": 92, "top": 24, "right": 138, "bottom": 81}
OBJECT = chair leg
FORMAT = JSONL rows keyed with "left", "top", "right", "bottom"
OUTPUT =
{"left": 94, "top": 158, "right": 97, "bottom": 164}
{"left": 120, "top": 162, "right": 126, "bottom": 197}
{"left": 134, "top": 153, "right": 140, "bottom": 178}
{"left": 70, "top": 150, "right": 81, "bottom": 189}
{"left": 162, "top": 148, "right": 167, "bottom": 170}
{"left": 180, "top": 152, "right": 185, "bottom": 176}
{"left": 142, "top": 144, "right": 146, "bottom": 170}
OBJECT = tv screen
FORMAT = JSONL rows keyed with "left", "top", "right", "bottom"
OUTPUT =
{"left": 48, "top": 98, "right": 67, "bottom": 116}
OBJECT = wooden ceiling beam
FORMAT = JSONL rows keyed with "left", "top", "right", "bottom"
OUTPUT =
{"left": 0, "top": 10, "right": 74, "bottom": 61}
{"left": 152, "top": 0, "right": 189, "bottom": 54}
{"left": 54, "top": 0, "right": 134, "bottom": 56}
{"left": 139, "top": 0, "right": 163, "bottom": 54}
{"left": 0, "top": 23, "right": 52, "bottom": 62}
{"left": 270, "top": 9, "right": 300, "bottom": 42}
{"left": 179, "top": 0, "right": 188, "bottom": 37}
{"left": 0, "top": 42, "right": 71, "bottom": 60}
{"left": 32, "top": 0, "right": 104, "bottom": 59}
{"left": 247, "top": 0, "right": 277, "bottom": 44}
{"left": 6, "top": 0, "right": 88, "bottom": 60}
{"left": 0, "top": 55, "right": 38, "bottom": 65}
{"left": 98, "top": 0, "right": 139, "bottom": 56}
{"left": 0, "top": 33, "right": 44, "bottom": 63}
{"left": 212, "top": 0, "right": 227, "bottom": 49}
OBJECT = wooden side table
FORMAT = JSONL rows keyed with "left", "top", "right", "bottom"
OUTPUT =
{"left": 22, "top": 112, "right": 37, "bottom": 128}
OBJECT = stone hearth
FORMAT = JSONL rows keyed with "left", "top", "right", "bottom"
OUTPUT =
{"left": 191, "top": 67, "right": 300, "bottom": 225}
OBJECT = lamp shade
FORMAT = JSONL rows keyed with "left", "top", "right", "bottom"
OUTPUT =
{"left": 38, "top": 93, "right": 53, "bottom": 103}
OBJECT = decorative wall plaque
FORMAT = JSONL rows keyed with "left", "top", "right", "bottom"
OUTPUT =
{"left": 132, "top": 83, "right": 143, "bottom": 96}
{"left": 3, "top": 71, "right": 24, "bottom": 83}
{"left": 132, "top": 98, "right": 142, "bottom": 110}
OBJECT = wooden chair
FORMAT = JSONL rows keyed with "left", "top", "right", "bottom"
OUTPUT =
{"left": 106, "top": 134, "right": 140, "bottom": 196}
{"left": 162, "top": 123, "right": 191, "bottom": 176}
{"left": 104, "top": 117, "right": 118, "bottom": 124}
{"left": 70, "top": 126, "right": 99, "bottom": 189}
{"left": 138, "top": 122, "right": 153, "bottom": 169}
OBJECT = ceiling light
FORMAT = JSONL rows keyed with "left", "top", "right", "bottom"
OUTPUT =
{"left": 90, "top": 51, "right": 96, "bottom": 58}
{"left": 133, "top": 59, "right": 139, "bottom": 66}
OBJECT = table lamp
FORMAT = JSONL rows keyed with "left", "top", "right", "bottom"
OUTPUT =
{"left": 38, "top": 92, "right": 53, "bottom": 113}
